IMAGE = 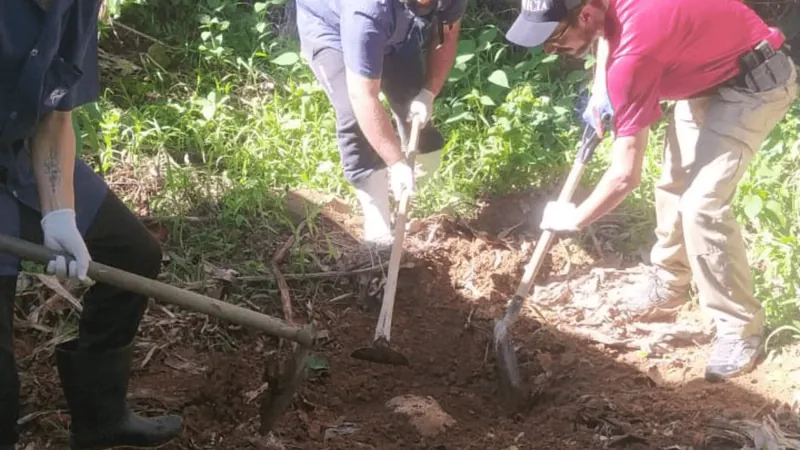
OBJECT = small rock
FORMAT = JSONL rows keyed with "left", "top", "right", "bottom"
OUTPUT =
{"left": 537, "top": 353, "right": 554, "bottom": 372}
{"left": 386, "top": 395, "right": 455, "bottom": 437}
{"left": 324, "top": 423, "right": 358, "bottom": 442}
{"left": 247, "top": 432, "right": 286, "bottom": 450}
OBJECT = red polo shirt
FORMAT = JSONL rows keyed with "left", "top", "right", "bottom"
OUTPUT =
{"left": 605, "top": 0, "right": 785, "bottom": 137}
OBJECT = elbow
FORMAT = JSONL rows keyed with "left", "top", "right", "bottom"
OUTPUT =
{"left": 609, "top": 169, "right": 641, "bottom": 194}
{"left": 347, "top": 86, "right": 378, "bottom": 113}
{"left": 346, "top": 79, "right": 378, "bottom": 107}
{"left": 32, "top": 111, "right": 72, "bottom": 143}
{"left": 609, "top": 165, "right": 642, "bottom": 195}
{"left": 347, "top": 87, "right": 363, "bottom": 105}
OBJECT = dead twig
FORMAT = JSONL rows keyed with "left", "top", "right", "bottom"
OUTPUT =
{"left": 33, "top": 274, "right": 84, "bottom": 313}
{"left": 587, "top": 225, "right": 606, "bottom": 261}
{"left": 271, "top": 234, "right": 296, "bottom": 325}
{"left": 239, "top": 262, "right": 415, "bottom": 283}
{"left": 111, "top": 21, "right": 181, "bottom": 50}
{"left": 328, "top": 292, "right": 355, "bottom": 303}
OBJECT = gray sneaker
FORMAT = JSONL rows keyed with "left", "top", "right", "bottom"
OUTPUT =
{"left": 626, "top": 267, "right": 690, "bottom": 320}
{"left": 704, "top": 335, "right": 763, "bottom": 382}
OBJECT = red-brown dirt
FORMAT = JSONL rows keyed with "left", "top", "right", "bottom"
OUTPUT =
{"left": 11, "top": 189, "right": 800, "bottom": 450}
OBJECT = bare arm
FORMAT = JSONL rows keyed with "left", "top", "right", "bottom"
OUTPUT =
{"left": 30, "top": 111, "right": 76, "bottom": 214}
{"left": 345, "top": 70, "right": 405, "bottom": 166}
{"left": 423, "top": 19, "right": 461, "bottom": 96}
{"left": 592, "top": 37, "right": 609, "bottom": 95}
{"left": 574, "top": 129, "right": 648, "bottom": 228}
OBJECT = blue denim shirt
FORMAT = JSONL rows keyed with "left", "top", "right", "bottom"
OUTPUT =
{"left": 296, "top": 0, "right": 467, "bottom": 79}
{"left": 0, "top": 0, "right": 108, "bottom": 276}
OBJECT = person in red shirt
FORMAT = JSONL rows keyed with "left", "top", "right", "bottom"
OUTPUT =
{"left": 506, "top": 0, "right": 797, "bottom": 381}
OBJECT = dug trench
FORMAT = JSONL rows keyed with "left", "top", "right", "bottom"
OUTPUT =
{"left": 11, "top": 188, "right": 800, "bottom": 449}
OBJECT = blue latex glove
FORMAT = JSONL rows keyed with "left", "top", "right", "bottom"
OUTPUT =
{"left": 582, "top": 89, "right": 614, "bottom": 138}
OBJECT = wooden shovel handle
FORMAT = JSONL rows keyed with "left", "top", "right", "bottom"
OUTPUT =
{"left": 373, "top": 117, "right": 421, "bottom": 342}
{"left": 513, "top": 126, "right": 604, "bottom": 300}
{"left": 0, "top": 233, "right": 315, "bottom": 347}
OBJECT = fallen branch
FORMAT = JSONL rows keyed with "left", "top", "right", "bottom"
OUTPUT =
{"left": 239, "top": 262, "right": 416, "bottom": 283}
{"left": 33, "top": 274, "right": 84, "bottom": 313}
{"left": 111, "top": 21, "right": 181, "bottom": 50}
{"left": 271, "top": 235, "right": 296, "bottom": 325}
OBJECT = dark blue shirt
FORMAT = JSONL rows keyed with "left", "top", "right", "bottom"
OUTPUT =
{"left": 0, "top": 0, "right": 107, "bottom": 276}
{"left": 296, "top": 0, "right": 468, "bottom": 79}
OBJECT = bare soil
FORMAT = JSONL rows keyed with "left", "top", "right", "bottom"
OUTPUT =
{"left": 11, "top": 188, "right": 800, "bottom": 450}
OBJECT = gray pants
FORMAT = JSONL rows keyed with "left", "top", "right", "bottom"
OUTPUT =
{"left": 650, "top": 51, "right": 797, "bottom": 339}
{"left": 305, "top": 43, "right": 445, "bottom": 185}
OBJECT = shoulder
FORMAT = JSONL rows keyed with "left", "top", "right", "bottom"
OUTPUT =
{"left": 610, "top": 0, "right": 669, "bottom": 53}
{"left": 607, "top": 54, "right": 663, "bottom": 90}
{"left": 340, "top": 0, "right": 395, "bottom": 34}
{"left": 343, "top": 0, "right": 392, "bottom": 19}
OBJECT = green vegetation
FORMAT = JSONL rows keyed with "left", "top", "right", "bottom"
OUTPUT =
{"left": 81, "top": 1, "right": 799, "bottom": 344}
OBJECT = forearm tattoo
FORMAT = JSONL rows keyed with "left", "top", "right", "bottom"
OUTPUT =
{"left": 43, "top": 145, "right": 61, "bottom": 196}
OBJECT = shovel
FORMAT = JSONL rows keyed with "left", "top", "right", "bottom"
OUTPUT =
{"left": 350, "top": 117, "right": 422, "bottom": 366}
{"left": 0, "top": 232, "right": 315, "bottom": 432}
{"left": 493, "top": 122, "right": 607, "bottom": 400}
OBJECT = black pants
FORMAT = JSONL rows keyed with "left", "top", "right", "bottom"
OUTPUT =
{"left": 0, "top": 190, "right": 162, "bottom": 445}
{"left": 307, "top": 44, "right": 445, "bottom": 186}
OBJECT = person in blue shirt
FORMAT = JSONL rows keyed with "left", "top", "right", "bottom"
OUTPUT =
{"left": 0, "top": 2, "right": 182, "bottom": 448}
{"left": 296, "top": 0, "right": 467, "bottom": 249}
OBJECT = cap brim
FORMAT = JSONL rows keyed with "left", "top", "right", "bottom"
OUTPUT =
{"left": 505, "top": 17, "right": 559, "bottom": 48}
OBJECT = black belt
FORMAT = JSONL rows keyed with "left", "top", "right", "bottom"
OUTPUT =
{"left": 723, "top": 39, "right": 793, "bottom": 92}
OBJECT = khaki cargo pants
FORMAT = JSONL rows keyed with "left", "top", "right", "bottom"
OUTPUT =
{"left": 650, "top": 60, "right": 798, "bottom": 339}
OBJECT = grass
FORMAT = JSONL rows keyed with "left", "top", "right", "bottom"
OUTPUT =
{"left": 78, "top": 0, "right": 800, "bottom": 347}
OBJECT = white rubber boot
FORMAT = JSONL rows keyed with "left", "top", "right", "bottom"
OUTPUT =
{"left": 404, "top": 149, "right": 442, "bottom": 233}
{"left": 353, "top": 168, "right": 393, "bottom": 248}
{"left": 413, "top": 149, "right": 442, "bottom": 188}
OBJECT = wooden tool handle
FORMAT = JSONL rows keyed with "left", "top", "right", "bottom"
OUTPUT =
{"left": 0, "top": 233, "right": 315, "bottom": 347}
{"left": 373, "top": 117, "right": 421, "bottom": 341}
{"left": 514, "top": 127, "right": 604, "bottom": 299}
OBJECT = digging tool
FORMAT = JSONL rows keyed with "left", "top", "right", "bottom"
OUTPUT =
{"left": 350, "top": 117, "right": 423, "bottom": 366}
{"left": 493, "top": 121, "right": 609, "bottom": 400}
{"left": 0, "top": 232, "right": 316, "bottom": 432}
{"left": 0, "top": 233, "right": 315, "bottom": 346}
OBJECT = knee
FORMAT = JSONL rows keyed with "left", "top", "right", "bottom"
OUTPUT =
{"left": 679, "top": 194, "right": 733, "bottom": 229}
{"left": 678, "top": 198, "right": 739, "bottom": 252}
{"left": 123, "top": 226, "right": 163, "bottom": 280}
{"left": 137, "top": 232, "right": 163, "bottom": 280}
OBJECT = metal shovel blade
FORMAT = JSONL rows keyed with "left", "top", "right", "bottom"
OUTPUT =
{"left": 493, "top": 294, "right": 524, "bottom": 398}
{"left": 350, "top": 337, "right": 409, "bottom": 366}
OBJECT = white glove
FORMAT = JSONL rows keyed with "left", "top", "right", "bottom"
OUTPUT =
{"left": 407, "top": 88, "right": 435, "bottom": 126}
{"left": 388, "top": 159, "right": 414, "bottom": 200}
{"left": 41, "top": 209, "right": 92, "bottom": 282}
{"left": 539, "top": 201, "right": 580, "bottom": 232}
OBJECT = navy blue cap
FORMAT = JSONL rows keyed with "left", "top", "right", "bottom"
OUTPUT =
{"left": 506, "top": 0, "right": 583, "bottom": 48}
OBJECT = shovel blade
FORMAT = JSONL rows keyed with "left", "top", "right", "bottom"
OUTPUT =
{"left": 351, "top": 337, "right": 409, "bottom": 366}
{"left": 493, "top": 319, "right": 523, "bottom": 395}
